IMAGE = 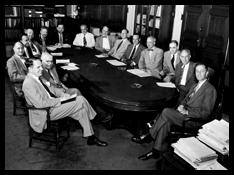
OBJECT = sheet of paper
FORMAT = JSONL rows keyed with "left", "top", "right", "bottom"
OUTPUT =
{"left": 47, "top": 46, "right": 57, "bottom": 51}
{"left": 61, "top": 93, "right": 77, "bottom": 104}
{"left": 51, "top": 52, "right": 63, "bottom": 56}
{"left": 127, "top": 69, "right": 152, "bottom": 77}
{"left": 106, "top": 59, "right": 126, "bottom": 66}
{"left": 67, "top": 63, "right": 78, "bottom": 66}
{"left": 56, "top": 59, "right": 70, "bottom": 64}
{"left": 62, "top": 44, "right": 71, "bottom": 48}
{"left": 95, "top": 54, "right": 108, "bottom": 58}
{"left": 61, "top": 65, "right": 79, "bottom": 71}
{"left": 156, "top": 82, "right": 176, "bottom": 88}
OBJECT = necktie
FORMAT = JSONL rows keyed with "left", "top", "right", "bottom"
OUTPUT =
{"left": 26, "top": 46, "right": 33, "bottom": 58}
{"left": 48, "top": 69, "right": 54, "bottom": 80}
{"left": 116, "top": 40, "right": 123, "bottom": 51}
{"left": 171, "top": 55, "right": 175, "bottom": 70}
{"left": 29, "top": 42, "right": 36, "bottom": 52}
{"left": 39, "top": 77, "right": 56, "bottom": 98}
{"left": 83, "top": 34, "right": 87, "bottom": 46}
{"left": 188, "top": 83, "right": 200, "bottom": 100}
{"left": 179, "top": 65, "right": 185, "bottom": 85}
{"left": 129, "top": 46, "right": 136, "bottom": 60}
{"left": 59, "top": 33, "right": 63, "bottom": 44}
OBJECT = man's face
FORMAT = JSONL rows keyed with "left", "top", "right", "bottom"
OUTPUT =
{"left": 13, "top": 42, "right": 24, "bottom": 56}
{"left": 26, "top": 29, "right": 34, "bottom": 40}
{"left": 21, "top": 35, "right": 29, "bottom": 46}
{"left": 57, "top": 24, "right": 64, "bottom": 33}
{"left": 121, "top": 29, "right": 128, "bottom": 39}
{"left": 196, "top": 65, "right": 208, "bottom": 81}
{"left": 41, "top": 54, "right": 53, "bottom": 69}
{"left": 169, "top": 42, "right": 178, "bottom": 55}
{"left": 102, "top": 27, "right": 109, "bottom": 37}
{"left": 80, "top": 25, "right": 87, "bottom": 34}
{"left": 132, "top": 35, "right": 140, "bottom": 46}
{"left": 180, "top": 50, "right": 191, "bottom": 65}
{"left": 146, "top": 37, "right": 155, "bottom": 49}
{"left": 29, "top": 59, "right": 43, "bottom": 77}
{"left": 40, "top": 29, "right": 48, "bottom": 38}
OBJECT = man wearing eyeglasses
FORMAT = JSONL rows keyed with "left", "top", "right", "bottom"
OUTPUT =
{"left": 95, "top": 26, "right": 116, "bottom": 54}
{"left": 73, "top": 24, "right": 95, "bottom": 48}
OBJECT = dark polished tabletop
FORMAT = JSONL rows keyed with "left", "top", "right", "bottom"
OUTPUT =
{"left": 54, "top": 47, "right": 178, "bottom": 112}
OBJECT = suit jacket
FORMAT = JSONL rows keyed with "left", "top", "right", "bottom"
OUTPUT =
{"left": 162, "top": 50, "right": 181, "bottom": 82}
{"left": 51, "top": 31, "right": 71, "bottom": 45}
{"left": 34, "top": 34, "right": 51, "bottom": 46}
{"left": 95, "top": 35, "right": 116, "bottom": 52}
{"left": 138, "top": 47, "right": 164, "bottom": 78}
{"left": 120, "top": 43, "right": 146, "bottom": 67}
{"left": 6, "top": 54, "right": 28, "bottom": 96}
{"left": 108, "top": 39, "right": 131, "bottom": 60}
{"left": 22, "top": 73, "right": 63, "bottom": 133}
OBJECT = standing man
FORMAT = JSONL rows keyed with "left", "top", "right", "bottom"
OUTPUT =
{"left": 23, "top": 58, "right": 108, "bottom": 146}
{"left": 95, "top": 26, "right": 116, "bottom": 54}
{"left": 73, "top": 24, "right": 95, "bottom": 48}
{"left": 159, "top": 40, "right": 180, "bottom": 82}
{"left": 25, "top": 28, "right": 41, "bottom": 57}
{"left": 40, "top": 52, "right": 81, "bottom": 96}
{"left": 138, "top": 36, "right": 163, "bottom": 79}
{"left": 108, "top": 29, "right": 131, "bottom": 60}
{"left": 132, "top": 63, "right": 217, "bottom": 160}
{"left": 6, "top": 42, "right": 28, "bottom": 97}
{"left": 120, "top": 34, "right": 146, "bottom": 68}
{"left": 51, "top": 23, "right": 71, "bottom": 46}
{"left": 171, "top": 49, "right": 197, "bottom": 104}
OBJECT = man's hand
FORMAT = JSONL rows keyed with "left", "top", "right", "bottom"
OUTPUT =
{"left": 159, "top": 70, "right": 165, "bottom": 76}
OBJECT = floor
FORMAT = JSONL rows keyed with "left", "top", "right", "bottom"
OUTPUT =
{"left": 5, "top": 71, "right": 229, "bottom": 170}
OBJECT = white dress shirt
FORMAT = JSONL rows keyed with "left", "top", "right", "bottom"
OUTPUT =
{"left": 102, "top": 36, "right": 110, "bottom": 50}
{"left": 73, "top": 32, "right": 95, "bottom": 47}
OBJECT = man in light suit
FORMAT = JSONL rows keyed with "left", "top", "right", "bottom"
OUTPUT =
{"left": 133, "top": 62, "right": 217, "bottom": 160}
{"left": 23, "top": 58, "right": 108, "bottom": 147}
{"left": 138, "top": 36, "right": 163, "bottom": 79}
{"left": 171, "top": 49, "right": 197, "bottom": 104}
{"left": 120, "top": 34, "right": 146, "bottom": 68}
{"left": 6, "top": 42, "right": 28, "bottom": 97}
{"left": 40, "top": 52, "right": 81, "bottom": 96}
{"left": 159, "top": 40, "right": 180, "bottom": 82}
{"left": 108, "top": 29, "right": 131, "bottom": 60}
{"left": 95, "top": 26, "right": 116, "bottom": 53}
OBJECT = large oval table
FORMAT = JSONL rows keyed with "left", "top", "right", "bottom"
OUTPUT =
{"left": 55, "top": 47, "right": 178, "bottom": 113}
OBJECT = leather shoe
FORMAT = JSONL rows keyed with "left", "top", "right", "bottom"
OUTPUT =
{"left": 87, "top": 137, "right": 108, "bottom": 147}
{"left": 131, "top": 132, "right": 152, "bottom": 144}
{"left": 138, "top": 149, "right": 160, "bottom": 161}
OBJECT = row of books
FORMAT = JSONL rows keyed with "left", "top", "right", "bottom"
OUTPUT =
{"left": 5, "top": 18, "right": 21, "bottom": 28}
{"left": 24, "top": 18, "right": 64, "bottom": 28}
{"left": 5, "top": 29, "right": 21, "bottom": 40}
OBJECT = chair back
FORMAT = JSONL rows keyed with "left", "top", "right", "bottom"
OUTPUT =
{"left": 208, "top": 89, "right": 223, "bottom": 122}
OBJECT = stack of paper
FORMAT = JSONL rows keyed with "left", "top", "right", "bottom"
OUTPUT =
{"left": 56, "top": 59, "right": 70, "bottom": 64}
{"left": 60, "top": 65, "right": 79, "bottom": 71}
{"left": 156, "top": 82, "right": 176, "bottom": 88}
{"left": 51, "top": 52, "right": 63, "bottom": 56}
{"left": 95, "top": 54, "right": 108, "bottom": 58}
{"left": 106, "top": 60, "right": 126, "bottom": 66}
{"left": 171, "top": 137, "right": 227, "bottom": 170}
{"left": 127, "top": 69, "right": 151, "bottom": 78}
{"left": 197, "top": 119, "right": 229, "bottom": 155}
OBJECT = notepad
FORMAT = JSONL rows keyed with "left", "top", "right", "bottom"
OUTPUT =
{"left": 51, "top": 52, "right": 63, "bottom": 56}
{"left": 156, "top": 82, "right": 176, "bottom": 88}
{"left": 47, "top": 46, "right": 57, "bottom": 51}
{"left": 61, "top": 65, "right": 79, "bottom": 71}
{"left": 127, "top": 69, "right": 151, "bottom": 77}
{"left": 56, "top": 59, "right": 70, "bottom": 64}
{"left": 95, "top": 54, "right": 108, "bottom": 58}
{"left": 61, "top": 94, "right": 77, "bottom": 104}
{"left": 106, "top": 60, "right": 126, "bottom": 66}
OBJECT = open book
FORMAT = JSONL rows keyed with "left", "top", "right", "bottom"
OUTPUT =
{"left": 61, "top": 94, "right": 77, "bottom": 104}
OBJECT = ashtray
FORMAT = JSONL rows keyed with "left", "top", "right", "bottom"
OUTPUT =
{"left": 131, "top": 83, "right": 142, "bottom": 89}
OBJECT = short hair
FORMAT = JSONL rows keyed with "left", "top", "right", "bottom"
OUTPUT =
{"left": 13, "top": 41, "right": 23, "bottom": 48}
{"left": 181, "top": 49, "right": 191, "bottom": 56}
{"left": 133, "top": 33, "right": 141, "bottom": 39}
{"left": 147, "top": 36, "right": 156, "bottom": 42}
{"left": 170, "top": 40, "right": 178, "bottom": 46}
{"left": 195, "top": 62, "right": 208, "bottom": 71}
{"left": 57, "top": 23, "right": 64, "bottom": 28}
{"left": 80, "top": 24, "right": 88, "bottom": 29}
{"left": 122, "top": 28, "right": 129, "bottom": 33}
{"left": 25, "top": 57, "right": 41, "bottom": 69}
{"left": 40, "top": 26, "right": 48, "bottom": 31}
{"left": 18, "top": 33, "right": 28, "bottom": 41}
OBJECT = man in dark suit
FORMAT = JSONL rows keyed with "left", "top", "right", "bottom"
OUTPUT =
{"left": 171, "top": 49, "right": 197, "bottom": 104}
{"left": 132, "top": 62, "right": 217, "bottom": 160}
{"left": 120, "top": 34, "right": 146, "bottom": 68}
{"left": 51, "top": 23, "right": 71, "bottom": 46}
{"left": 25, "top": 28, "right": 42, "bottom": 57}
{"left": 34, "top": 26, "right": 51, "bottom": 50}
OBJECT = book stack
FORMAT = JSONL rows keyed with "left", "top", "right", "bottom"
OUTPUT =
{"left": 197, "top": 119, "right": 229, "bottom": 155}
{"left": 172, "top": 137, "right": 227, "bottom": 170}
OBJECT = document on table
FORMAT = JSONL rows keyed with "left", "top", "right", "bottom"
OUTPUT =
{"left": 126, "top": 69, "right": 152, "bottom": 77}
{"left": 61, "top": 94, "right": 77, "bottom": 104}
{"left": 61, "top": 65, "right": 79, "bottom": 71}
{"left": 156, "top": 82, "right": 176, "bottom": 88}
{"left": 51, "top": 52, "right": 63, "bottom": 56}
{"left": 106, "top": 59, "right": 126, "bottom": 66}
{"left": 47, "top": 46, "right": 57, "bottom": 51}
{"left": 95, "top": 54, "right": 108, "bottom": 58}
{"left": 62, "top": 44, "right": 71, "bottom": 48}
{"left": 56, "top": 59, "right": 70, "bottom": 64}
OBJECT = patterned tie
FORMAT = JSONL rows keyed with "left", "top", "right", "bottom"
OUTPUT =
{"left": 59, "top": 33, "right": 63, "bottom": 44}
{"left": 116, "top": 40, "right": 123, "bottom": 51}
{"left": 179, "top": 65, "right": 185, "bottom": 85}
{"left": 129, "top": 46, "right": 136, "bottom": 60}
{"left": 83, "top": 34, "right": 87, "bottom": 46}
{"left": 39, "top": 77, "right": 56, "bottom": 98}
{"left": 171, "top": 55, "right": 175, "bottom": 70}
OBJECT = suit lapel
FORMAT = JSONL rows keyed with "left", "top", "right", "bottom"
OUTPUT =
{"left": 28, "top": 74, "right": 49, "bottom": 97}
{"left": 133, "top": 44, "right": 141, "bottom": 58}
{"left": 14, "top": 55, "right": 27, "bottom": 71}
{"left": 186, "top": 63, "right": 194, "bottom": 83}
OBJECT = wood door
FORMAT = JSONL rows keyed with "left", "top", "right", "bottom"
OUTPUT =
{"left": 180, "top": 5, "right": 229, "bottom": 87}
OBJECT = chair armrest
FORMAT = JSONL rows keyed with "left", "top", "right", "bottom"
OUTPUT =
{"left": 26, "top": 104, "right": 51, "bottom": 124}
{"left": 181, "top": 117, "right": 207, "bottom": 136}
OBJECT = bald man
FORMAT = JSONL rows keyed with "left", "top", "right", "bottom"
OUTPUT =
{"left": 6, "top": 42, "right": 28, "bottom": 97}
{"left": 25, "top": 28, "right": 42, "bottom": 55}
{"left": 40, "top": 52, "right": 81, "bottom": 96}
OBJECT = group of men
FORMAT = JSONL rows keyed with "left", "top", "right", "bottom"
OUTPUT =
{"left": 6, "top": 23, "right": 217, "bottom": 161}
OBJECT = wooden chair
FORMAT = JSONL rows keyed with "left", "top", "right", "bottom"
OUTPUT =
{"left": 26, "top": 104, "right": 70, "bottom": 152}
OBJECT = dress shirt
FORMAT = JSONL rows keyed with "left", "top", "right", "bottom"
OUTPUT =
{"left": 16, "top": 54, "right": 26, "bottom": 64}
{"left": 73, "top": 32, "right": 95, "bottom": 47}
{"left": 102, "top": 36, "right": 110, "bottom": 50}
{"left": 148, "top": 46, "right": 155, "bottom": 59}
{"left": 129, "top": 44, "right": 139, "bottom": 59}
{"left": 180, "top": 62, "right": 190, "bottom": 86}
{"left": 59, "top": 32, "right": 63, "bottom": 44}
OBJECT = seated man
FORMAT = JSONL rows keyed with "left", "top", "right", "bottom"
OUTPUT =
{"left": 51, "top": 23, "right": 71, "bottom": 47}
{"left": 73, "top": 24, "right": 95, "bottom": 48}
{"left": 25, "top": 28, "right": 41, "bottom": 57}
{"left": 159, "top": 40, "right": 180, "bottom": 82}
{"left": 120, "top": 34, "right": 146, "bottom": 68}
{"left": 34, "top": 26, "right": 51, "bottom": 52}
{"left": 107, "top": 29, "right": 131, "bottom": 60}
{"left": 95, "top": 26, "right": 116, "bottom": 53}
{"left": 138, "top": 36, "right": 163, "bottom": 79}
{"left": 132, "top": 62, "right": 217, "bottom": 160}
{"left": 40, "top": 52, "right": 81, "bottom": 96}
{"left": 23, "top": 58, "right": 108, "bottom": 147}
{"left": 6, "top": 42, "right": 28, "bottom": 97}
{"left": 171, "top": 49, "right": 197, "bottom": 104}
